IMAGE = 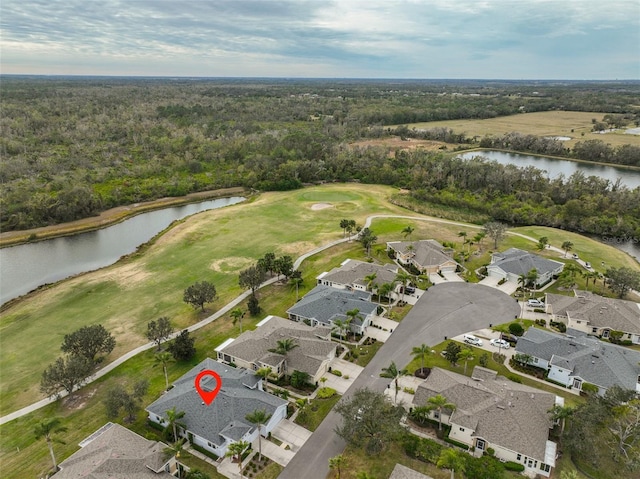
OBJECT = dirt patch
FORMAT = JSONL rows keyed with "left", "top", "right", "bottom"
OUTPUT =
{"left": 311, "top": 203, "right": 334, "bottom": 211}
{"left": 350, "top": 137, "right": 455, "bottom": 154}
{"left": 64, "top": 387, "right": 97, "bottom": 410}
{"left": 210, "top": 257, "right": 255, "bottom": 273}
{"left": 98, "top": 262, "right": 152, "bottom": 288}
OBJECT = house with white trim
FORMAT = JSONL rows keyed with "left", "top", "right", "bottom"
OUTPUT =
{"left": 487, "top": 248, "right": 564, "bottom": 287}
{"left": 287, "top": 284, "right": 377, "bottom": 335}
{"left": 317, "top": 259, "right": 399, "bottom": 294}
{"left": 146, "top": 358, "right": 287, "bottom": 458}
{"left": 545, "top": 291, "right": 640, "bottom": 344}
{"left": 413, "top": 366, "right": 559, "bottom": 477}
{"left": 515, "top": 328, "right": 640, "bottom": 395}
{"left": 386, "top": 240, "right": 458, "bottom": 274}
{"left": 216, "top": 315, "right": 336, "bottom": 383}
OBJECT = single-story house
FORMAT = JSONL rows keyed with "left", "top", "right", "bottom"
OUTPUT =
{"left": 386, "top": 240, "right": 458, "bottom": 274}
{"left": 487, "top": 248, "right": 564, "bottom": 287}
{"left": 545, "top": 291, "right": 640, "bottom": 344}
{"left": 413, "top": 366, "right": 559, "bottom": 478}
{"left": 216, "top": 315, "right": 337, "bottom": 383}
{"left": 146, "top": 358, "right": 287, "bottom": 458}
{"left": 515, "top": 327, "right": 640, "bottom": 395}
{"left": 317, "top": 259, "right": 399, "bottom": 294}
{"left": 54, "top": 422, "right": 178, "bottom": 478}
{"left": 286, "top": 284, "right": 378, "bottom": 335}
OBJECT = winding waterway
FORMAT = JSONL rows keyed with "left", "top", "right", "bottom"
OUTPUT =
{"left": 0, "top": 196, "right": 245, "bottom": 305}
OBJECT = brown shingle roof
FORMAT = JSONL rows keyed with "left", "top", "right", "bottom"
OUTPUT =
{"left": 54, "top": 423, "right": 173, "bottom": 479}
{"left": 413, "top": 367, "right": 556, "bottom": 462}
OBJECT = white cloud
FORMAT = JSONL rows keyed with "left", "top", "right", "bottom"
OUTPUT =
{"left": 0, "top": 0, "right": 637, "bottom": 78}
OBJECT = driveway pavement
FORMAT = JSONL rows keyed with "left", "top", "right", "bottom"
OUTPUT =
{"left": 429, "top": 273, "right": 446, "bottom": 284}
{"left": 479, "top": 275, "right": 519, "bottom": 295}
{"left": 258, "top": 437, "right": 295, "bottom": 466}
{"left": 278, "top": 282, "right": 520, "bottom": 479}
{"left": 322, "top": 358, "right": 364, "bottom": 394}
{"left": 442, "top": 271, "right": 464, "bottom": 282}
{"left": 271, "top": 419, "right": 312, "bottom": 453}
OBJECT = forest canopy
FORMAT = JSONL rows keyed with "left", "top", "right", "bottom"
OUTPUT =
{"left": 1, "top": 76, "right": 639, "bottom": 237}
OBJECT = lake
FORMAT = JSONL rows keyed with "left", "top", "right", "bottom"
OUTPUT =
{"left": 0, "top": 196, "right": 245, "bottom": 305}
{"left": 457, "top": 150, "right": 640, "bottom": 190}
{"left": 457, "top": 150, "right": 640, "bottom": 260}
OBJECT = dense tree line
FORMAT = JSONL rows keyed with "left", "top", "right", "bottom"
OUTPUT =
{"left": 1, "top": 77, "right": 639, "bottom": 233}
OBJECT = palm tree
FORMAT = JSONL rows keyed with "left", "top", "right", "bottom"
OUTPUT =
{"left": 155, "top": 351, "right": 174, "bottom": 391}
{"left": 230, "top": 308, "right": 245, "bottom": 333}
{"left": 459, "top": 348, "right": 474, "bottom": 375}
{"left": 226, "top": 440, "right": 250, "bottom": 478}
{"left": 345, "top": 309, "right": 361, "bottom": 339}
{"left": 402, "top": 225, "right": 414, "bottom": 239}
{"left": 364, "top": 273, "right": 377, "bottom": 293}
{"left": 269, "top": 338, "right": 298, "bottom": 376}
{"left": 437, "top": 448, "right": 466, "bottom": 479}
{"left": 34, "top": 417, "right": 67, "bottom": 473}
{"left": 526, "top": 268, "right": 539, "bottom": 291}
{"left": 548, "top": 404, "right": 574, "bottom": 437}
{"left": 380, "top": 361, "right": 408, "bottom": 404}
{"left": 165, "top": 406, "right": 186, "bottom": 442}
{"left": 164, "top": 439, "right": 187, "bottom": 478}
{"left": 290, "top": 276, "right": 303, "bottom": 301}
{"left": 584, "top": 270, "right": 598, "bottom": 290}
{"left": 329, "top": 454, "right": 347, "bottom": 479}
{"left": 427, "top": 394, "right": 456, "bottom": 431}
{"left": 332, "top": 318, "right": 349, "bottom": 342}
{"left": 395, "top": 270, "right": 412, "bottom": 302}
{"left": 245, "top": 409, "right": 271, "bottom": 461}
{"left": 411, "top": 343, "right": 431, "bottom": 374}
{"left": 379, "top": 282, "right": 394, "bottom": 307}
{"left": 472, "top": 231, "right": 486, "bottom": 250}
{"left": 340, "top": 219, "right": 349, "bottom": 238}
{"left": 562, "top": 241, "right": 574, "bottom": 258}
{"left": 256, "top": 367, "right": 272, "bottom": 393}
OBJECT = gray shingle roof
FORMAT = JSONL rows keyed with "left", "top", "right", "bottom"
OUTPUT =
{"left": 389, "top": 463, "right": 433, "bottom": 479}
{"left": 320, "top": 259, "right": 399, "bottom": 288}
{"left": 54, "top": 423, "right": 173, "bottom": 478}
{"left": 287, "top": 285, "right": 377, "bottom": 327}
{"left": 413, "top": 367, "right": 556, "bottom": 462}
{"left": 218, "top": 316, "right": 336, "bottom": 376}
{"left": 490, "top": 248, "right": 564, "bottom": 277}
{"left": 515, "top": 328, "right": 640, "bottom": 391}
{"left": 146, "top": 359, "right": 286, "bottom": 447}
{"left": 387, "top": 240, "right": 456, "bottom": 270}
{"left": 547, "top": 291, "right": 640, "bottom": 334}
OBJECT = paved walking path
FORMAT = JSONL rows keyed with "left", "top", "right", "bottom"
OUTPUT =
{"left": 0, "top": 212, "right": 598, "bottom": 425}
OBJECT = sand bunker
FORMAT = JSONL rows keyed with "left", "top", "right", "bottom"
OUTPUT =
{"left": 311, "top": 203, "right": 333, "bottom": 210}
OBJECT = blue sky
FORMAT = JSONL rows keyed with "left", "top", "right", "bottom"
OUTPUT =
{"left": 1, "top": 0, "right": 638, "bottom": 79}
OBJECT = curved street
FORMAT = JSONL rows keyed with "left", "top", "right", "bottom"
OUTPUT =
{"left": 278, "top": 282, "right": 520, "bottom": 479}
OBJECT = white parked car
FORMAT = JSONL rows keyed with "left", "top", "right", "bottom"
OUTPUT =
{"left": 490, "top": 338, "right": 510, "bottom": 349}
{"left": 463, "top": 334, "right": 483, "bottom": 346}
{"left": 527, "top": 299, "right": 544, "bottom": 308}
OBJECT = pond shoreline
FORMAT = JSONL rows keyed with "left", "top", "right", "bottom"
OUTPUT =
{"left": 0, "top": 187, "right": 249, "bottom": 248}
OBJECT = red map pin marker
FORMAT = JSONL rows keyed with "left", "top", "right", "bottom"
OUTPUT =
{"left": 195, "top": 370, "right": 222, "bottom": 406}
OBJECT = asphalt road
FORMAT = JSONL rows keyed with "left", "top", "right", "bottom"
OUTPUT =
{"left": 277, "top": 282, "right": 520, "bottom": 479}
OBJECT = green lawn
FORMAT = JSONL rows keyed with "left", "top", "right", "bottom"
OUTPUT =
{"left": 294, "top": 394, "right": 341, "bottom": 432}
{"left": 0, "top": 184, "right": 405, "bottom": 414}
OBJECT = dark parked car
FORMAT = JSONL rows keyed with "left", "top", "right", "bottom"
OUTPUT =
{"left": 500, "top": 333, "right": 518, "bottom": 346}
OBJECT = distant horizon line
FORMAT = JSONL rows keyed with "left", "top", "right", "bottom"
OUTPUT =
{"left": 2, "top": 73, "right": 639, "bottom": 83}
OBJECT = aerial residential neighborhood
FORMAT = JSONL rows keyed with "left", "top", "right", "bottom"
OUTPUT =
{"left": 3, "top": 3, "right": 640, "bottom": 478}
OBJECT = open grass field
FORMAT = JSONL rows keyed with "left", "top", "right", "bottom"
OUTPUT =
{"left": 0, "top": 183, "right": 409, "bottom": 415}
{"left": 401, "top": 110, "right": 640, "bottom": 149}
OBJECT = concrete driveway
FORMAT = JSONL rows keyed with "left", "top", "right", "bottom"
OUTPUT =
{"left": 258, "top": 436, "right": 295, "bottom": 466}
{"left": 271, "top": 419, "right": 312, "bottom": 453}
{"left": 479, "top": 276, "right": 519, "bottom": 295}
{"left": 442, "top": 271, "right": 464, "bottom": 282}
{"left": 322, "top": 358, "right": 364, "bottom": 394}
{"left": 429, "top": 273, "right": 446, "bottom": 284}
{"left": 452, "top": 328, "right": 516, "bottom": 361}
